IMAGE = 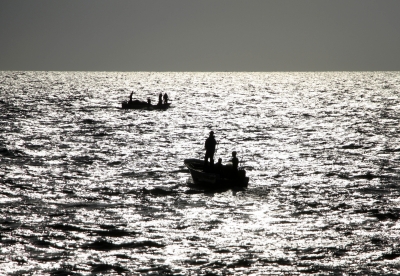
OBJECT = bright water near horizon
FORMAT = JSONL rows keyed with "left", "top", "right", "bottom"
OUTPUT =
{"left": 1, "top": 71, "right": 400, "bottom": 275}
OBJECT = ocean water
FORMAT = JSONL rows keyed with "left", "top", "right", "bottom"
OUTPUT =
{"left": 1, "top": 71, "right": 400, "bottom": 275}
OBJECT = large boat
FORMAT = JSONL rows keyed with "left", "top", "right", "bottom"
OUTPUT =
{"left": 121, "top": 100, "right": 171, "bottom": 110}
{"left": 184, "top": 158, "right": 249, "bottom": 189}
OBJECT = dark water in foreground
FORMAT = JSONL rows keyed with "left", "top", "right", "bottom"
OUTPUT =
{"left": 1, "top": 71, "right": 400, "bottom": 275}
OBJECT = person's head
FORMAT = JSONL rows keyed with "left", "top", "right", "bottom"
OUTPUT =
{"left": 209, "top": 131, "right": 214, "bottom": 137}
{"left": 218, "top": 158, "right": 222, "bottom": 164}
{"left": 232, "top": 151, "right": 237, "bottom": 157}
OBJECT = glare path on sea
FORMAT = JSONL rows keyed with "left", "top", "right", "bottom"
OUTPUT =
{"left": 0, "top": 71, "right": 400, "bottom": 275}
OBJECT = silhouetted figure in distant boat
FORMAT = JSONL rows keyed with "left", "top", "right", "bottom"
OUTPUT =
{"left": 158, "top": 93, "right": 163, "bottom": 105}
{"left": 129, "top": 92, "right": 134, "bottom": 103}
{"left": 215, "top": 158, "right": 223, "bottom": 174}
{"left": 163, "top": 93, "right": 169, "bottom": 104}
{"left": 147, "top": 97, "right": 151, "bottom": 105}
{"left": 204, "top": 131, "right": 217, "bottom": 169}
{"left": 231, "top": 151, "right": 239, "bottom": 172}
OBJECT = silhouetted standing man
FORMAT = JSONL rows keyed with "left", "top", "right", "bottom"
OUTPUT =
{"left": 231, "top": 151, "right": 239, "bottom": 172}
{"left": 163, "top": 93, "right": 169, "bottom": 104}
{"left": 158, "top": 93, "right": 162, "bottom": 105}
{"left": 204, "top": 131, "right": 217, "bottom": 168}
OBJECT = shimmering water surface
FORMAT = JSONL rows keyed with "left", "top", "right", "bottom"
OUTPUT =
{"left": 1, "top": 71, "right": 400, "bottom": 275}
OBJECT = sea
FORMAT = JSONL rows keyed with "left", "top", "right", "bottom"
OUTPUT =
{"left": 1, "top": 71, "right": 400, "bottom": 275}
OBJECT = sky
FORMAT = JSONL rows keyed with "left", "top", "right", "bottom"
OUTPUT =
{"left": 1, "top": 0, "right": 399, "bottom": 72}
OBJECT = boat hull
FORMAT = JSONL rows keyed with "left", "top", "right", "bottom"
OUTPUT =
{"left": 121, "top": 101, "right": 171, "bottom": 110}
{"left": 184, "top": 159, "right": 249, "bottom": 188}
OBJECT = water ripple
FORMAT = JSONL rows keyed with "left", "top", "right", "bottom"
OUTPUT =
{"left": 1, "top": 71, "right": 400, "bottom": 274}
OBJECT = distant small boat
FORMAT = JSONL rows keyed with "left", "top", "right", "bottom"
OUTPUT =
{"left": 184, "top": 158, "right": 249, "bottom": 188}
{"left": 121, "top": 100, "right": 171, "bottom": 110}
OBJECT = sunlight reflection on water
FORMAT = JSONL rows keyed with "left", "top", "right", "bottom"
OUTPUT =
{"left": 1, "top": 71, "right": 400, "bottom": 274}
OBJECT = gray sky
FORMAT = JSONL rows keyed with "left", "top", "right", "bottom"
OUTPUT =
{"left": 1, "top": 0, "right": 399, "bottom": 71}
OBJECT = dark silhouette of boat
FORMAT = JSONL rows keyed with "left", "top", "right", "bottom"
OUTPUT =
{"left": 121, "top": 100, "right": 171, "bottom": 110}
{"left": 184, "top": 159, "right": 249, "bottom": 188}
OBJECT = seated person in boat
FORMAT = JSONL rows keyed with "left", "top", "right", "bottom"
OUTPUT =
{"left": 219, "top": 151, "right": 240, "bottom": 178}
{"left": 129, "top": 92, "right": 134, "bottom": 103}
{"left": 230, "top": 151, "right": 246, "bottom": 178}
{"left": 215, "top": 158, "right": 223, "bottom": 174}
{"left": 147, "top": 97, "right": 152, "bottom": 105}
